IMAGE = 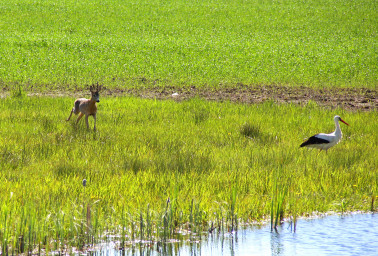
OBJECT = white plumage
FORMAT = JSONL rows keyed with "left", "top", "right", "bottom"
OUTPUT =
{"left": 300, "top": 115, "right": 349, "bottom": 151}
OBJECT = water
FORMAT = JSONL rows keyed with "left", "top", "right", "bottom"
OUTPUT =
{"left": 88, "top": 213, "right": 377, "bottom": 256}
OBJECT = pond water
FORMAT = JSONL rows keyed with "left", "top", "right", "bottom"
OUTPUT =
{"left": 88, "top": 213, "right": 377, "bottom": 256}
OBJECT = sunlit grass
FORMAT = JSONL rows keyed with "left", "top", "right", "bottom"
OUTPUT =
{"left": 0, "top": 95, "right": 376, "bottom": 252}
{"left": 0, "top": 0, "right": 375, "bottom": 252}
{"left": 0, "top": 0, "right": 376, "bottom": 89}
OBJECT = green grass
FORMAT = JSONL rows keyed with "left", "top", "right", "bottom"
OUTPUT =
{"left": 0, "top": 95, "right": 376, "bottom": 252}
{"left": 0, "top": 0, "right": 376, "bottom": 252}
{"left": 0, "top": 0, "right": 376, "bottom": 89}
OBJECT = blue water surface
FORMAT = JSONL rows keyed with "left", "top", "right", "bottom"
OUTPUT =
{"left": 89, "top": 213, "right": 377, "bottom": 256}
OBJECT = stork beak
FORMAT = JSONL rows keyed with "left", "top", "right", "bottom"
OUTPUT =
{"left": 340, "top": 118, "right": 349, "bottom": 126}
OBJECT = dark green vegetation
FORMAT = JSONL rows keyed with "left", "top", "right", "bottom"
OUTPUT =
{"left": 0, "top": 0, "right": 376, "bottom": 89}
{"left": 0, "top": 96, "right": 376, "bottom": 253}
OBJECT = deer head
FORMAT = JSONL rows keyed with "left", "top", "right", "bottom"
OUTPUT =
{"left": 89, "top": 83, "right": 102, "bottom": 102}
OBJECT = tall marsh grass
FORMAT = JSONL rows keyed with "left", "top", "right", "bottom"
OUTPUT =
{"left": 0, "top": 96, "right": 376, "bottom": 253}
{"left": 0, "top": 0, "right": 376, "bottom": 89}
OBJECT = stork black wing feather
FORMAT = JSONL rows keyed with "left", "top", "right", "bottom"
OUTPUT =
{"left": 300, "top": 135, "right": 330, "bottom": 147}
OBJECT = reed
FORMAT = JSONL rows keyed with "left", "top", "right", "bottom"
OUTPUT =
{"left": 371, "top": 196, "right": 376, "bottom": 212}
{"left": 270, "top": 168, "right": 290, "bottom": 232}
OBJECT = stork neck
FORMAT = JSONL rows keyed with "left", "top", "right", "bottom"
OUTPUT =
{"left": 334, "top": 119, "right": 342, "bottom": 135}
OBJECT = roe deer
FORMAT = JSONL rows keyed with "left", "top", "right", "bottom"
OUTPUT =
{"left": 66, "top": 83, "right": 102, "bottom": 131}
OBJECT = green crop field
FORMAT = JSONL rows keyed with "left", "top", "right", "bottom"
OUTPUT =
{"left": 0, "top": 0, "right": 376, "bottom": 89}
{"left": 0, "top": 0, "right": 377, "bottom": 253}
{"left": 0, "top": 95, "right": 376, "bottom": 252}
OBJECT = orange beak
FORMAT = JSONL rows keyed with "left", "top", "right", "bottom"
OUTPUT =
{"left": 340, "top": 118, "right": 350, "bottom": 126}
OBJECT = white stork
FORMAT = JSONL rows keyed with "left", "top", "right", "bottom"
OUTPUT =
{"left": 300, "top": 115, "right": 349, "bottom": 151}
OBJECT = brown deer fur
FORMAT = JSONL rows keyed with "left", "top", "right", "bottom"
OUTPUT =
{"left": 66, "top": 83, "right": 102, "bottom": 131}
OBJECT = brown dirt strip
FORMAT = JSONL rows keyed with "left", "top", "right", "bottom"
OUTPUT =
{"left": 2, "top": 84, "right": 377, "bottom": 111}
{"left": 106, "top": 84, "right": 377, "bottom": 111}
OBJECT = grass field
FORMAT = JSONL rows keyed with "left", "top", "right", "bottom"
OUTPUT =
{"left": 0, "top": 95, "right": 376, "bottom": 252}
{"left": 0, "top": 0, "right": 376, "bottom": 253}
{"left": 0, "top": 0, "right": 376, "bottom": 89}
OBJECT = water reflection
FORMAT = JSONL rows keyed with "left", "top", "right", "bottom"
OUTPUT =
{"left": 270, "top": 232, "right": 283, "bottom": 256}
{"left": 88, "top": 213, "right": 377, "bottom": 256}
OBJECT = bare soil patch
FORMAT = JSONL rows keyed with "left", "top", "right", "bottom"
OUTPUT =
{"left": 3, "top": 84, "right": 377, "bottom": 111}
{"left": 106, "top": 84, "right": 377, "bottom": 111}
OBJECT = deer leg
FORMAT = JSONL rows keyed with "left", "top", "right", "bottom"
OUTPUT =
{"left": 66, "top": 108, "right": 74, "bottom": 121}
{"left": 93, "top": 114, "right": 97, "bottom": 131}
{"left": 85, "top": 115, "right": 89, "bottom": 129}
{"left": 76, "top": 113, "right": 84, "bottom": 124}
